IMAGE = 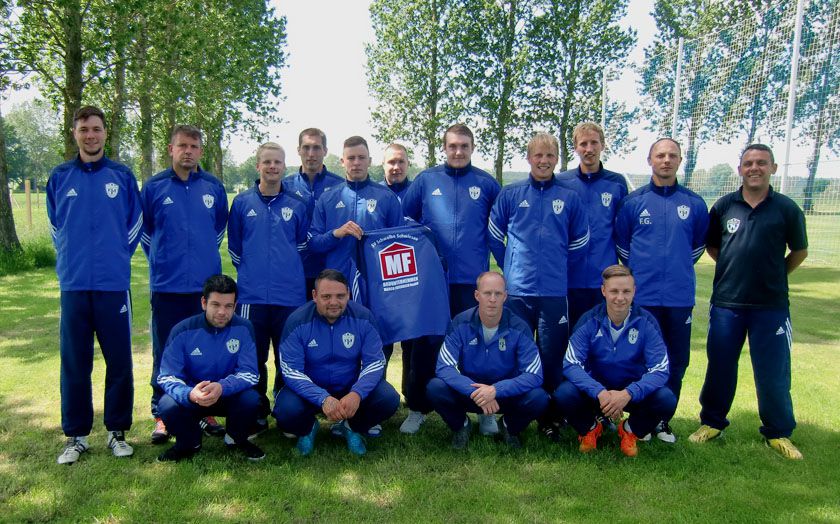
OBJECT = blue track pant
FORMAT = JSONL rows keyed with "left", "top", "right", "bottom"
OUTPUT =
{"left": 159, "top": 388, "right": 261, "bottom": 449}
{"left": 506, "top": 296, "right": 569, "bottom": 392}
{"left": 642, "top": 305, "right": 693, "bottom": 414}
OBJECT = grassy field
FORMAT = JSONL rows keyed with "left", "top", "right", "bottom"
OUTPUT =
{"left": 1, "top": 194, "right": 839, "bottom": 522}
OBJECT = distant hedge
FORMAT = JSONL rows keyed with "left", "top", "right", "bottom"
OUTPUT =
{"left": 0, "top": 237, "right": 56, "bottom": 276}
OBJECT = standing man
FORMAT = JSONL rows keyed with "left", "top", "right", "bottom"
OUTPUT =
{"left": 308, "top": 136, "right": 402, "bottom": 286}
{"left": 558, "top": 122, "right": 629, "bottom": 329}
{"left": 47, "top": 105, "right": 142, "bottom": 464}
{"left": 555, "top": 265, "right": 674, "bottom": 457}
{"left": 614, "top": 137, "right": 708, "bottom": 442}
{"left": 488, "top": 132, "right": 589, "bottom": 441}
{"left": 227, "top": 142, "right": 309, "bottom": 433}
{"left": 427, "top": 271, "right": 548, "bottom": 450}
{"left": 273, "top": 270, "right": 400, "bottom": 456}
{"left": 141, "top": 125, "right": 229, "bottom": 443}
{"left": 402, "top": 124, "right": 501, "bottom": 317}
{"left": 283, "top": 128, "right": 344, "bottom": 294}
{"left": 156, "top": 275, "right": 264, "bottom": 462}
{"left": 382, "top": 143, "right": 412, "bottom": 203}
{"left": 689, "top": 144, "right": 807, "bottom": 460}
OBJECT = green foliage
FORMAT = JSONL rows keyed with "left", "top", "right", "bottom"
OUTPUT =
{"left": 2, "top": 99, "right": 63, "bottom": 187}
{"left": 0, "top": 236, "right": 55, "bottom": 276}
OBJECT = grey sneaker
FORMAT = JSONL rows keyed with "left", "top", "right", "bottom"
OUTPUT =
{"left": 479, "top": 414, "right": 499, "bottom": 435}
{"left": 399, "top": 411, "right": 426, "bottom": 434}
{"left": 57, "top": 436, "right": 90, "bottom": 465}
{"left": 107, "top": 431, "right": 134, "bottom": 457}
{"left": 452, "top": 419, "right": 471, "bottom": 450}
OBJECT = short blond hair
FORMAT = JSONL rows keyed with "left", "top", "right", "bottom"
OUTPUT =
{"left": 572, "top": 122, "right": 605, "bottom": 147}
{"left": 256, "top": 142, "right": 285, "bottom": 163}
{"left": 527, "top": 132, "right": 559, "bottom": 156}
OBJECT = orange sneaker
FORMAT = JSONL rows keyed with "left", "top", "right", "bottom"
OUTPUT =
{"left": 578, "top": 421, "right": 603, "bottom": 453}
{"left": 618, "top": 420, "right": 638, "bottom": 457}
{"left": 151, "top": 417, "right": 169, "bottom": 444}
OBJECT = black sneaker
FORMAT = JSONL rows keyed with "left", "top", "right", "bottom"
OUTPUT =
{"left": 157, "top": 444, "right": 201, "bottom": 462}
{"left": 234, "top": 440, "right": 266, "bottom": 461}
{"left": 252, "top": 418, "right": 269, "bottom": 435}
{"left": 199, "top": 416, "right": 225, "bottom": 437}
{"left": 452, "top": 419, "right": 471, "bottom": 450}
{"left": 498, "top": 417, "right": 523, "bottom": 449}
{"left": 538, "top": 421, "right": 561, "bottom": 443}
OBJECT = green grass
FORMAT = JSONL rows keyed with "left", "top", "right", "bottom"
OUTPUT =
{"left": 1, "top": 195, "right": 839, "bottom": 522}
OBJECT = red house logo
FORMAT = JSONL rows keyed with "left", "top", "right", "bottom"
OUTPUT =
{"left": 379, "top": 242, "right": 417, "bottom": 280}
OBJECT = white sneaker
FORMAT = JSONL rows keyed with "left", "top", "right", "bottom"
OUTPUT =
{"left": 655, "top": 421, "right": 677, "bottom": 444}
{"left": 107, "top": 431, "right": 134, "bottom": 457}
{"left": 399, "top": 411, "right": 426, "bottom": 434}
{"left": 479, "top": 414, "right": 499, "bottom": 436}
{"left": 57, "top": 436, "right": 89, "bottom": 465}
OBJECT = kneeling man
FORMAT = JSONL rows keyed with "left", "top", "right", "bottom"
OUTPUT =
{"left": 427, "top": 271, "right": 548, "bottom": 449}
{"left": 554, "top": 265, "right": 675, "bottom": 457}
{"left": 157, "top": 275, "right": 264, "bottom": 462}
{"left": 273, "top": 269, "right": 400, "bottom": 456}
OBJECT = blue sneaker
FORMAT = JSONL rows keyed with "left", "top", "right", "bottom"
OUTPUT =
{"left": 340, "top": 421, "right": 367, "bottom": 456}
{"left": 296, "top": 421, "right": 319, "bottom": 456}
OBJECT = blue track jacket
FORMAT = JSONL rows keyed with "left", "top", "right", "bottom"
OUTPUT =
{"left": 283, "top": 167, "right": 345, "bottom": 279}
{"left": 402, "top": 163, "right": 500, "bottom": 284}
{"left": 614, "top": 180, "right": 709, "bottom": 307}
{"left": 140, "top": 167, "right": 228, "bottom": 293}
{"left": 437, "top": 306, "right": 543, "bottom": 398}
{"left": 489, "top": 175, "right": 589, "bottom": 297}
{"left": 558, "top": 165, "right": 629, "bottom": 289}
{"left": 279, "top": 301, "right": 386, "bottom": 407}
{"left": 228, "top": 181, "right": 309, "bottom": 306}
{"left": 382, "top": 178, "right": 411, "bottom": 203}
{"left": 564, "top": 303, "right": 669, "bottom": 401}
{"left": 309, "top": 177, "right": 403, "bottom": 283}
{"left": 158, "top": 313, "right": 259, "bottom": 407}
{"left": 47, "top": 155, "right": 143, "bottom": 291}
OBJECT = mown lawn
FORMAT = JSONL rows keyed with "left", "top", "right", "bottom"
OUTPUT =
{"left": 0, "top": 195, "right": 838, "bottom": 522}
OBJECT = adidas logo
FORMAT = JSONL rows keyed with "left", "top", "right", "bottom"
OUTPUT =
{"left": 595, "top": 329, "right": 603, "bottom": 338}
{"left": 163, "top": 196, "right": 174, "bottom": 205}
{"left": 558, "top": 316, "right": 568, "bottom": 324}
{"left": 469, "top": 338, "right": 478, "bottom": 345}
{"left": 191, "top": 348, "right": 202, "bottom": 356}
{"left": 308, "top": 339, "right": 319, "bottom": 347}
{"left": 336, "top": 201, "right": 346, "bottom": 209}
{"left": 518, "top": 200, "right": 530, "bottom": 208}
{"left": 431, "top": 188, "right": 442, "bottom": 196}
{"left": 295, "top": 190, "right": 303, "bottom": 197}
{"left": 776, "top": 327, "right": 785, "bottom": 335}
{"left": 247, "top": 209, "right": 257, "bottom": 217}
{"left": 119, "top": 305, "right": 127, "bottom": 313}
{"left": 66, "top": 188, "right": 78, "bottom": 197}
{"left": 640, "top": 209, "right": 651, "bottom": 217}
{"left": 685, "top": 315, "right": 692, "bottom": 324}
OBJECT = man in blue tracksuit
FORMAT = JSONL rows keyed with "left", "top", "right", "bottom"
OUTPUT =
{"left": 690, "top": 144, "right": 808, "bottom": 460}
{"left": 227, "top": 142, "right": 309, "bottom": 430}
{"left": 557, "top": 122, "right": 629, "bottom": 329}
{"left": 47, "top": 105, "right": 142, "bottom": 465}
{"left": 402, "top": 124, "right": 501, "bottom": 316}
{"left": 427, "top": 271, "right": 548, "bottom": 449}
{"left": 308, "top": 136, "right": 403, "bottom": 291}
{"left": 488, "top": 132, "right": 589, "bottom": 440}
{"left": 273, "top": 270, "right": 400, "bottom": 456}
{"left": 282, "top": 128, "right": 345, "bottom": 295}
{"left": 140, "top": 125, "right": 229, "bottom": 443}
{"left": 555, "top": 265, "right": 675, "bottom": 457}
{"left": 614, "top": 138, "right": 708, "bottom": 442}
{"left": 156, "top": 275, "right": 264, "bottom": 462}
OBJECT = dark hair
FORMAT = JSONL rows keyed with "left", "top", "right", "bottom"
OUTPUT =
{"left": 741, "top": 143, "right": 775, "bottom": 164}
{"left": 314, "top": 269, "right": 349, "bottom": 290}
{"left": 343, "top": 135, "right": 369, "bottom": 151}
{"left": 73, "top": 106, "right": 106, "bottom": 128}
{"left": 299, "top": 128, "right": 327, "bottom": 148}
{"left": 443, "top": 123, "right": 474, "bottom": 147}
{"left": 601, "top": 264, "right": 633, "bottom": 283}
{"left": 170, "top": 124, "right": 203, "bottom": 146}
{"left": 647, "top": 137, "right": 681, "bottom": 158}
{"left": 203, "top": 274, "right": 238, "bottom": 299}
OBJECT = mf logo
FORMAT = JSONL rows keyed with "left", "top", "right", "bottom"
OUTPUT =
{"left": 379, "top": 242, "right": 417, "bottom": 281}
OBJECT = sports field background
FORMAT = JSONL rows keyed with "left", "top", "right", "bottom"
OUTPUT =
{"left": 1, "top": 194, "right": 838, "bottom": 522}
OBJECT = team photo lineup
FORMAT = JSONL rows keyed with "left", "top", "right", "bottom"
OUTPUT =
{"left": 48, "top": 104, "right": 808, "bottom": 465}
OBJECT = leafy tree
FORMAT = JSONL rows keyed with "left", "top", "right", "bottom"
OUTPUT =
{"left": 3, "top": 99, "right": 63, "bottom": 187}
{"left": 0, "top": 0, "right": 21, "bottom": 253}
{"left": 367, "top": 0, "right": 468, "bottom": 168}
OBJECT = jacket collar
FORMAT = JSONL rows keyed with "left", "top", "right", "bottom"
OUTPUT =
{"left": 386, "top": 178, "right": 409, "bottom": 193}
{"left": 75, "top": 154, "right": 108, "bottom": 172}
{"left": 346, "top": 176, "right": 372, "bottom": 191}
{"left": 444, "top": 162, "right": 472, "bottom": 177}
{"left": 576, "top": 163, "right": 604, "bottom": 181}
{"left": 529, "top": 173, "right": 556, "bottom": 190}
{"left": 468, "top": 305, "right": 512, "bottom": 340}
{"left": 166, "top": 165, "right": 204, "bottom": 182}
{"left": 647, "top": 178, "right": 680, "bottom": 196}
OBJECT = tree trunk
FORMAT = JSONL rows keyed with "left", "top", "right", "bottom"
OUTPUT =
{"left": 108, "top": 41, "right": 127, "bottom": 161}
{"left": 61, "top": 0, "right": 84, "bottom": 160}
{"left": 0, "top": 106, "right": 22, "bottom": 253}
{"left": 136, "top": 22, "right": 155, "bottom": 180}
